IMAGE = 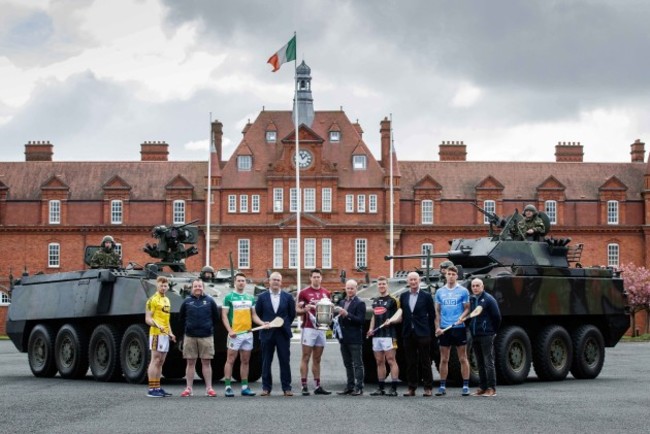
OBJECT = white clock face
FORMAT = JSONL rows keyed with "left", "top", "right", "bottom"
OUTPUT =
{"left": 294, "top": 149, "right": 313, "bottom": 168}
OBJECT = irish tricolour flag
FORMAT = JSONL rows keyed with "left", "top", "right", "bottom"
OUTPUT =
{"left": 267, "top": 35, "right": 296, "bottom": 72}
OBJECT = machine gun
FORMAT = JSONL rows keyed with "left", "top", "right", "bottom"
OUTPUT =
{"left": 472, "top": 203, "right": 506, "bottom": 237}
{"left": 143, "top": 220, "right": 200, "bottom": 272}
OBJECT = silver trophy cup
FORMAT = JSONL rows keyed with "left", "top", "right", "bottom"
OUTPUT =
{"left": 314, "top": 298, "right": 334, "bottom": 331}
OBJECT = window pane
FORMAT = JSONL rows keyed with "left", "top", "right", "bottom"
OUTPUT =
{"left": 483, "top": 200, "right": 495, "bottom": 224}
{"left": 421, "top": 200, "right": 433, "bottom": 224}
{"left": 607, "top": 243, "right": 619, "bottom": 267}
{"left": 545, "top": 200, "right": 557, "bottom": 224}
{"left": 238, "top": 239, "right": 250, "bottom": 269}
{"left": 346, "top": 194, "right": 354, "bottom": 213}
{"left": 48, "top": 243, "right": 60, "bottom": 268}
{"left": 357, "top": 195, "right": 366, "bottom": 213}
{"left": 322, "top": 188, "right": 332, "bottom": 213}
{"left": 289, "top": 238, "right": 298, "bottom": 269}
{"left": 322, "top": 239, "right": 332, "bottom": 269}
{"left": 369, "top": 194, "right": 377, "bottom": 213}
{"left": 251, "top": 195, "right": 260, "bottom": 213}
{"left": 111, "top": 200, "right": 123, "bottom": 224}
{"left": 304, "top": 188, "right": 316, "bottom": 212}
{"left": 266, "top": 131, "right": 277, "bottom": 142}
{"left": 421, "top": 243, "right": 434, "bottom": 268}
{"left": 240, "top": 195, "right": 248, "bottom": 213}
{"left": 273, "top": 188, "right": 283, "bottom": 213}
{"left": 329, "top": 131, "right": 340, "bottom": 142}
{"left": 237, "top": 155, "right": 252, "bottom": 171}
{"left": 304, "top": 238, "right": 316, "bottom": 268}
{"left": 228, "top": 195, "right": 236, "bottom": 213}
{"left": 49, "top": 200, "right": 61, "bottom": 224}
{"left": 173, "top": 200, "right": 185, "bottom": 224}
{"left": 0, "top": 291, "right": 10, "bottom": 305}
{"left": 355, "top": 239, "right": 367, "bottom": 268}
{"left": 273, "top": 239, "right": 283, "bottom": 268}
{"left": 607, "top": 201, "right": 619, "bottom": 224}
{"left": 353, "top": 155, "right": 367, "bottom": 170}
{"left": 290, "top": 188, "right": 298, "bottom": 213}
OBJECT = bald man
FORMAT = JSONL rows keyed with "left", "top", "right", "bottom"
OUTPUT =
{"left": 336, "top": 279, "right": 366, "bottom": 395}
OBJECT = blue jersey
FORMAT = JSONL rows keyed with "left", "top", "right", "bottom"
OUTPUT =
{"left": 435, "top": 284, "right": 470, "bottom": 328}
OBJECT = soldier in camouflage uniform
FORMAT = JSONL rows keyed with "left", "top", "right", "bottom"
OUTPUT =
{"left": 512, "top": 204, "right": 546, "bottom": 241}
{"left": 90, "top": 235, "right": 121, "bottom": 268}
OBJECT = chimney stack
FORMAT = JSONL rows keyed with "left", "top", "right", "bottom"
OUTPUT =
{"left": 140, "top": 141, "right": 169, "bottom": 161}
{"left": 631, "top": 139, "right": 645, "bottom": 162}
{"left": 212, "top": 120, "right": 223, "bottom": 162}
{"left": 380, "top": 117, "right": 391, "bottom": 168}
{"left": 25, "top": 141, "right": 53, "bottom": 161}
{"left": 555, "top": 141, "right": 583, "bottom": 162}
{"left": 439, "top": 141, "right": 467, "bottom": 161}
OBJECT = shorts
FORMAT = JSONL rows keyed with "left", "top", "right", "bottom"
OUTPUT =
{"left": 227, "top": 332, "right": 253, "bottom": 351}
{"left": 439, "top": 327, "right": 468, "bottom": 347}
{"left": 301, "top": 328, "right": 327, "bottom": 347}
{"left": 149, "top": 334, "right": 170, "bottom": 353}
{"left": 183, "top": 336, "right": 215, "bottom": 359}
{"left": 372, "top": 337, "right": 397, "bottom": 352}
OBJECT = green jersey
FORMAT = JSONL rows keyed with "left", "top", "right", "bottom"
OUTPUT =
{"left": 223, "top": 291, "right": 255, "bottom": 333}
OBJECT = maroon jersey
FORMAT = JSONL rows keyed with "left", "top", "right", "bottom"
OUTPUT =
{"left": 298, "top": 286, "right": 331, "bottom": 329}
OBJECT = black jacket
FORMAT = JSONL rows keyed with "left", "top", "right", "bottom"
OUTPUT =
{"left": 337, "top": 296, "right": 366, "bottom": 345}
{"left": 469, "top": 291, "right": 501, "bottom": 337}
{"left": 179, "top": 294, "right": 219, "bottom": 337}
{"left": 255, "top": 289, "right": 296, "bottom": 341}
{"left": 399, "top": 290, "right": 436, "bottom": 338}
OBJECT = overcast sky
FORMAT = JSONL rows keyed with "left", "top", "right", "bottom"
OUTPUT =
{"left": 1, "top": 0, "right": 649, "bottom": 163}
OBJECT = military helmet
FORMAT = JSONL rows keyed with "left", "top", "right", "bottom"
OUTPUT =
{"left": 523, "top": 204, "right": 538, "bottom": 215}
{"left": 101, "top": 235, "right": 115, "bottom": 245}
{"left": 440, "top": 260, "right": 454, "bottom": 270}
{"left": 200, "top": 265, "right": 215, "bottom": 281}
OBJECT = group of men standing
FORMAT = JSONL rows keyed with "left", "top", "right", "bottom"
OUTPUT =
{"left": 143, "top": 264, "right": 501, "bottom": 398}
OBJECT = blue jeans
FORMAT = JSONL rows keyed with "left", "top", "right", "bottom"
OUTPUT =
{"left": 339, "top": 343, "right": 364, "bottom": 390}
{"left": 472, "top": 335, "right": 496, "bottom": 390}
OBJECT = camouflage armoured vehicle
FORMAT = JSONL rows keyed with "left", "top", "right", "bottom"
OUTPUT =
{"left": 360, "top": 208, "right": 628, "bottom": 385}
{"left": 6, "top": 223, "right": 262, "bottom": 383}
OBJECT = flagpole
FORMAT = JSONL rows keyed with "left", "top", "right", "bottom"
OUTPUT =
{"left": 206, "top": 112, "right": 213, "bottom": 267}
{"left": 389, "top": 113, "right": 394, "bottom": 278}
{"left": 294, "top": 32, "right": 302, "bottom": 298}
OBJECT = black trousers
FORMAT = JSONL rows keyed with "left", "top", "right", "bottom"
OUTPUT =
{"left": 472, "top": 335, "right": 496, "bottom": 390}
{"left": 404, "top": 334, "right": 433, "bottom": 389}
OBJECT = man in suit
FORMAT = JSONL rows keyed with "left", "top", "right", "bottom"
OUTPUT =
{"left": 335, "top": 279, "right": 366, "bottom": 396}
{"left": 255, "top": 271, "right": 296, "bottom": 396}
{"left": 399, "top": 271, "right": 436, "bottom": 396}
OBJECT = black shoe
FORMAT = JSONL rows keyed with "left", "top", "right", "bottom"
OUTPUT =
{"left": 369, "top": 388, "right": 385, "bottom": 396}
{"left": 301, "top": 385, "right": 310, "bottom": 396}
{"left": 386, "top": 387, "right": 398, "bottom": 397}
{"left": 351, "top": 389, "right": 363, "bottom": 396}
{"left": 337, "top": 389, "right": 353, "bottom": 395}
{"left": 314, "top": 386, "right": 331, "bottom": 395}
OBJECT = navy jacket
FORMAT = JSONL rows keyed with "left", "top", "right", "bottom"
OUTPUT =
{"left": 255, "top": 289, "right": 296, "bottom": 341}
{"left": 336, "top": 296, "right": 366, "bottom": 345}
{"left": 179, "top": 294, "right": 219, "bottom": 338}
{"left": 399, "top": 290, "right": 436, "bottom": 338}
{"left": 469, "top": 291, "right": 502, "bottom": 337}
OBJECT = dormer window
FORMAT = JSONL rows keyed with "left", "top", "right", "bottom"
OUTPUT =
{"left": 237, "top": 155, "right": 252, "bottom": 171}
{"left": 266, "top": 131, "right": 277, "bottom": 143}
{"left": 329, "top": 131, "right": 341, "bottom": 142}
{"left": 352, "top": 155, "right": 367, "bottom": 170}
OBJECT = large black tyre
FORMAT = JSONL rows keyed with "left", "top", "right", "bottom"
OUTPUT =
{"left": 570, "top": 325, "right": 605, "bottom": 379}
{"left": 89, "top": 324, "right": 122, "bottom": 382}
{"left": 28, "top": 324, "right": 58, "bottom": 378}
{"left": 120, "top": 324, "right": 150, "bottom": 384}
{"left": 533, "top": 325, "right": 573, "bottom": 381}
{"left": 495, "top": 325, "right": 532, "bottom": 385}
{"left": 55, "top": 324, "right": 89, "bottom": 379}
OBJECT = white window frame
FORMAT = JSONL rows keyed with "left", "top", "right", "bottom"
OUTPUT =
{"left": 240, "top": 195, "right": 248, "bottom": 213}
{"left": 352, "top": 155, "right": 367, "bottom": 170}
{"left": 290, "top": 188, "right": 298, "bottom": 213}
{"left": 322, "top": 188, "right": 332, "bottom": 213}
{"left": 238, "top": 239, "right": 250, "bottom": 269}
{"left": 289, "top": 238, "right": 298, "bottom": 269}
{"left": 607, "top": 243, "right": 619, "bottom": 267}
{"left": 273, "top": 188, "right": 283, "bottom": 213}
{"left": 607, "top": 200, "right": 619, "bottom": 225}
{"left": 251, "top": 195, "right": 260, "bottom": 213}
{"left": 266, "top": 131, "right": 277, "bottom": 143}
{"left": 111, "top": 200, "right": 123, "bottom": 224}
{"left": 49, "top": 200, "right": 61, "bottom": 224}
{"left": 173, "top": 200, "right": 185, "bottom": 224}
{"left": 114, "top": 243, "right": 123, "bottom": 259}
{"left": 345, "top": 194, "right": 354, "bottom": 213}
{"left": 421, "top": 200, "right": 434, "bottom": 225}
{"left": 237, "top": 155, "right": 252, "bottom": 171}
{"left": 0, "top": 291, "right": 10, "bottom": 306}
{"left": 421, "top": 243, "right": 434, "bottom": 268}
{"left": 369, "top": 194, "right": 378, "bottom": 213}
{"left": 322, "top": 238, "right": 332, "bottom": 269}
{"left": 304, "top": 188, "right": 316, "bottom": 213}
{"left": 544, "top": 200, "right": 557, "bottom": 225}
{"left": 355, "top": 239, "right": 367, "bottom": 268}
{"left": 48, "top": 243, "right": 60, "bottom": 268}
{"left": 304, "top": 238, "right": 316, "bottom": 269}
{"left": 273, "top": 239, "right": 283, "bottom": 268}
{"left": 228, "top": 195, "right": 237, "bottom": 213}
{"left": 357, "top": 194, "right": 366, "bottom": 213}
{"left": 329, "top": 131, "right": 341, "bottom": 142}
{"left": 483, "top": 200, "right": 495, "bottom": 224}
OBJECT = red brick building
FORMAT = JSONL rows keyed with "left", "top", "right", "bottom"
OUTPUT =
{"left": 1, "top": 62, "right": 649, "bottom": 324}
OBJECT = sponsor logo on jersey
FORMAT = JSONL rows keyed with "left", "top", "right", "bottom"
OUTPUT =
{"left": 374, "top": 306, "right": 387, "bottom": 315}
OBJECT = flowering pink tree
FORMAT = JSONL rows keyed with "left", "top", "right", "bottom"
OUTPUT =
{"left": 620, "top": 263, "right": 650, "bottom": 335}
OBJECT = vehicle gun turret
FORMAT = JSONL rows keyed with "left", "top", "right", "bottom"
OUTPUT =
{"left": 143, "top": 220, "right": 199, "bottom": 272}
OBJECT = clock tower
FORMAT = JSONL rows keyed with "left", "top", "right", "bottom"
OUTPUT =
{"left": 293, "top": 61, "right": 314, "bottom": 128}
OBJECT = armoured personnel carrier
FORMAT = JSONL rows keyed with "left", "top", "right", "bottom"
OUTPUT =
{"left": 6, "top": 223, "right": 262, "bottom": 383}
{"left": 359, "top": 208, "right": 628, "bottom": 384}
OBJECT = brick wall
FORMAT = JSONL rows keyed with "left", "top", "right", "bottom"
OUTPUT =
{"left": 0, "top": 305, "right": 7, "bottom": 336}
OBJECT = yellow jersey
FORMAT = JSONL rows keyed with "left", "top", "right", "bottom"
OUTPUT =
{"left": 146, "top": 292, "right": 171, "bottom": 336}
